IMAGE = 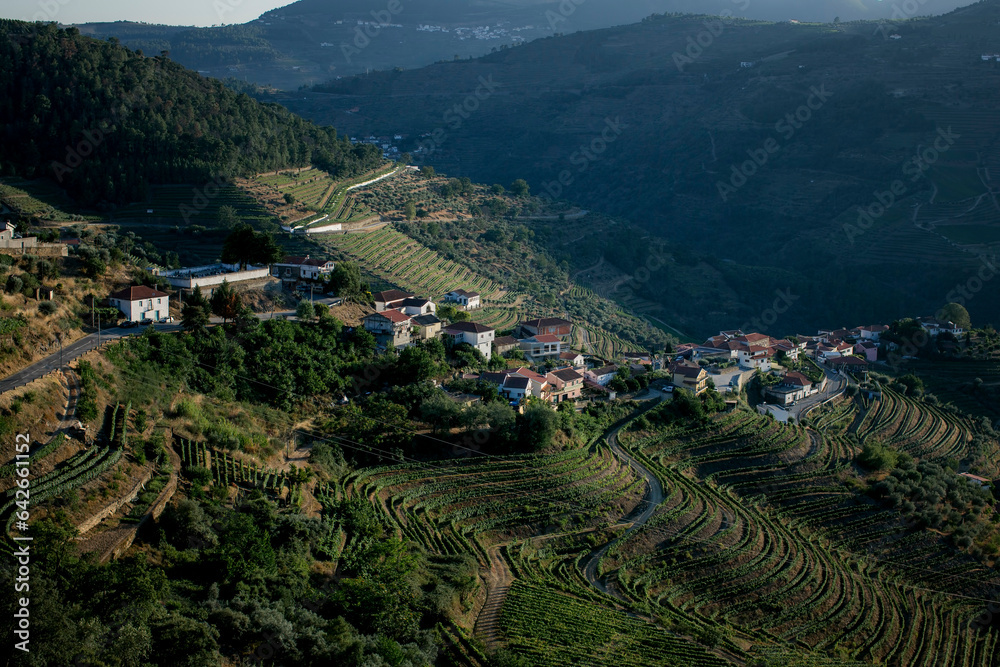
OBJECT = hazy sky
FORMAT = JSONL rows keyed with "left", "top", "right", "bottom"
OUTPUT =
{"left": 0, "top": 0, "right": 980, "bottom": 27}
{"left": 2, "top": 0, "right": 291, "bottom": 26}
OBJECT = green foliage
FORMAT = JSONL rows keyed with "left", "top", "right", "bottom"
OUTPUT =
{"left": 0, "top": 22, "right": 382, "bottom": 207}
{"left": 220, "top": 223, "right": 282, "bottom": 270}
{"left": 857, "top": 440, "right": 900, "bottom": 471}
{"left": 295, "top": 299, "right": 315, "bottom": 321}
{"left": 939, "top": 302, "right": 972, "bottom": 329}
{"left": 327, "top": 261, "right": 367, "bottom": 302}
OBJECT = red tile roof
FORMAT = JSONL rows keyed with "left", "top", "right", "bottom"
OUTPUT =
{"left": 372, "top": 289, "right": 414, "bottom": 303}
{"left": 529, "top": 334, "right": 562, "bottom": 343}
{"left": 783, "top": 371, "right": 811, "bottom": 386}
{"left": 374, "top": 310, "right": 412, "bottom": 324}
{"left": 109, "top": 285, "right": 169, "bottom": 301}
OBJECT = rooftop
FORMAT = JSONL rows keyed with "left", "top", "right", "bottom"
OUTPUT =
{"left": 110, "top": 285, "right": 169, "bottom": 301}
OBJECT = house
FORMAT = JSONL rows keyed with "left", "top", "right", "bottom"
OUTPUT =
{"left": 372, "top": 289, "right": 415, "bottom": 312}
{"left": 272, "top": 255, "right": 335, "bottom": 284}
{"left": 444, "top": 321, "right": 495, "bottom": 360}
{"left": 958, "top": 472, "right": 991, "bottom": 488}
{"left": 519, "top": 334, "right": 566, "bottom": 362}
{"left": 412, "top": 314, "right": 442, "bottom": 340}
{"left": 621, "top": 352, "right": 652, "bottom": 363}
{"left": 559, "top": 351, "right": 586, "bottom": 369}
{"left": 585, "top": 365, "right": 618, "bottom": 387}
{"left": 670, "top": 360, "right": 709, "bottom": 395}
{"left": 858, "top": 325, "right": 888, "bottom": 342}
{"left": 362, "top": 310, "right": 413, "bottom": 349}
{"left": 918, "top": 317, "right": 964, "bottom": 337}
{"left": 0, "top": 221, "right": 67, "bottom": 257}
{"left": 546, "top": 367, "right": 584, "bottom": 403}
{"left": 736, "top": 346, "right": 772, "bottom": 371}
{"left": 399, "top": 297, "right": 436, "bottom": 316}
{"left": 449, "top": 393, "right": 482, "bottom": 408}
{"left": 855, "top": 341, "right": 879, "bottom": 362}
{"left": 710, "top": 367, "right": 755, "bottom": 394}
{"left": 766, "top": 371, "right": 813, "bottom": 406}
{"left": 109, "top": 285, "right": 170, "bottom": 323}
{"left": 517, "top": 317, "right": 573, "bottom": 339}
{"left": 481, "top": 367, "right": 551, "bottom": 401}
{"left": 816, "top": 342, "right": 853, "bottom": 361}
{"left": 444, "top": 289, "right": 481, "bottom": 310}
{"left": 499, "top": 375, "right": 535, "bottom": 402}
{"left": 772, "top": 339, "right": 802, "bottom": 361}
{"left": 827, "top": 355, "right": 869, "bottom": 378}
{"left": 492, "top": 335, "right": 519, "bottom": 355}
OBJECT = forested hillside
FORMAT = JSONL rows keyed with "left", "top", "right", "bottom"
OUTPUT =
{"left": 0, "top": 21, "right": 382, "bottom": 208}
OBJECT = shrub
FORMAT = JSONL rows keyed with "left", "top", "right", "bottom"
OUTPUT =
{"left": 37, "top": 301, "right": 57, "bottom": 315}
{"left": 857, "top": 441, "right": 898, "bottom": 471}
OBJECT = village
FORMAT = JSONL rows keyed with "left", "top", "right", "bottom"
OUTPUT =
{"left": 79, "top": 250, "right": 970, "bottom": 421}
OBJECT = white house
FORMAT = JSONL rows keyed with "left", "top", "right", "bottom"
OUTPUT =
{"left": 918, "top": 317, "right": 964, "bottom": 337}
{"left": 858, "top": 325, "right": 888, "bottom": 342}
{"left": 585, "top": 365, "right": 618, "bottom": 387}
{"left": 399, "top": 297, "right": 436, "bottom": 316}
{"left": 372, "top": 290, "right": 415, "bottom": 312}
{"left": 272, "top": 255, "right": 335, "bottom": 284}
{"left": 445, "top": 289, "right": 481, "bottom": 310}
{"left": 109, "top": 285, "right": 170, "bottom": 323}
{"left": 444, "top": 321, "right": 495, "bottom": 360}
{"left": 519, "top": 334, "right": 566, "bottom": 362}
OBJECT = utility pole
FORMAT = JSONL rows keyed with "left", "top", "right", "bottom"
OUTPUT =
{"left": 57, "top": 332, "right": 63, "bottom": 370}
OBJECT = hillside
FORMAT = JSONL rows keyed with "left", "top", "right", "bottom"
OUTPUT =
{"left": 0, "top": 20, "right": 382, "bottom": 208}
{"left": 272, "top": 3, "right": 1000, "bottom": 335}
{"left": 71, "top": 1, "right": 977, "bottom": 89}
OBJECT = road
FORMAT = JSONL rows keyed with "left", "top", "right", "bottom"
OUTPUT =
{"left": 0, "top": 323, "right": 181, "bottom": 395}
{"left": 789, "top": 367, "right": 848, "bottom": 421}
{"left": 0, "top": 297, "right": 345, "bottom": 395}
{"left": 581, "top": 417, "right": 664, "bottom": 597}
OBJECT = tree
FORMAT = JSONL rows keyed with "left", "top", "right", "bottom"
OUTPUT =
{"left": 419, "top": 165, "right": 435, "bottom": 178}
{"left": 329, "top": 261, "right": 368, "bottom": 302}
{"left": 937, "top": 302, "right": 971, "bottom": 330}
{"left": 404, "top": 200, "right": 416, "bottom": 220}
{"left": 491, "top": 183, "right": 505, "bottom": 195}
{"left": 210, "top": 280, "right": 242, "bottom": 323}
{"left": 217, "top": 205, "right": 239, "bottom": 229}
{"left": 296, "top": 300, "right": 315, "bottom": 321}
{"left": 181, "top": 285, "right": 212, "bottom": 331}
{"left": 511, "top": 178, "right": 530, "bottom": 197}
{"left": 518, "top": 403, "right": 557, "bottom": 451}
{"left": 220, "top": 223, "right": 283, "bottom": 270}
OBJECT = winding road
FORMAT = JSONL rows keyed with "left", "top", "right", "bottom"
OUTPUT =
{"left": 581, "top": 420, "right": 664, "bottom": 597}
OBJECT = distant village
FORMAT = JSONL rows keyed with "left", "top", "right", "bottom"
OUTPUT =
{"left": 86, "top": 251, "right": 967, "bottom": 415}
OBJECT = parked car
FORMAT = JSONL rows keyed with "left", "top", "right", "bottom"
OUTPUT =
{"left": 157, "top": 316, "right": 173, "bottom": 323}
{"left": 119, "top": 320, "right": 138, "bottom": 329}
{"left": 140, "top": 318, "right": 153, "bottom": 325}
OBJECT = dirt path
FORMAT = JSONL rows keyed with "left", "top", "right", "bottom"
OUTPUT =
{"left": 474, "top": 545, "right": 514, "bottom": 650}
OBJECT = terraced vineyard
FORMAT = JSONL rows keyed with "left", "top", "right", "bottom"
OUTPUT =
{"left": 324, "top": 226, "right": 507, "bottom": 300}
{"left": 248, "top": 164, "right": 403, "bottom": 231}
{"left": 597, "top": 403, "right": 1000, "bottom": 666}
{"left": 177, "top": 437, "right": 299, "bottom": 498}
{"left": 1, "top": 443, "right": 123, "bottom": 554}
{"left": 329, "top": 386, "right": 1000, "bottom": 665}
